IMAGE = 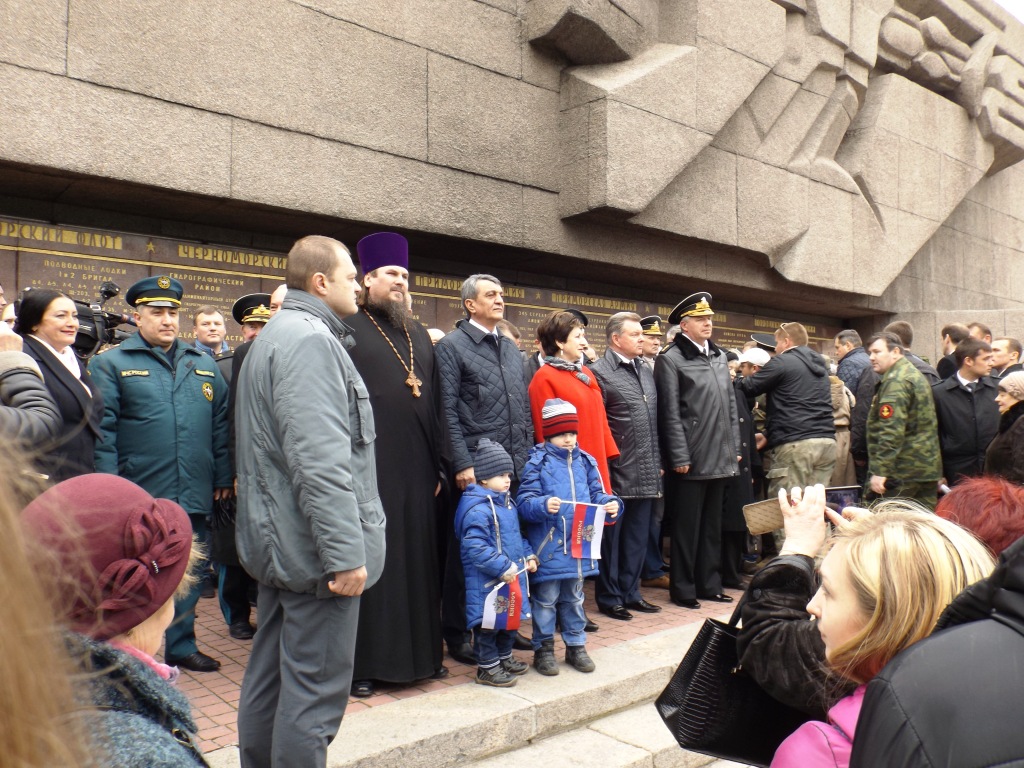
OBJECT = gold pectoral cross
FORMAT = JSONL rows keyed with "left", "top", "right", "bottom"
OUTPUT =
{"left": 406, "top": 371, "right": 423, "bottom": 397}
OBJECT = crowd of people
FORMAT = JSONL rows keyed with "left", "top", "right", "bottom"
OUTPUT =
{"left": 1, "top": 233, "right": 1024, "bottom": 767}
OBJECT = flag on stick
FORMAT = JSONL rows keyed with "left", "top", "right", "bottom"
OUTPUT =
{"left": 481, "top": 576, "right": 524, "bottom": 630}
{"left": 570, "top": 502, "right": 606, "bottom": 559}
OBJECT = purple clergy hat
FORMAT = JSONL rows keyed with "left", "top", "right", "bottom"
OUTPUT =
{"left": 356, "top": 232, "right": 409, "bottom": 274}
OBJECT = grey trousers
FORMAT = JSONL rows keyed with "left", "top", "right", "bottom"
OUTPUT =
{"left": 238, "top": 584, "right": 360, "bottom": 768}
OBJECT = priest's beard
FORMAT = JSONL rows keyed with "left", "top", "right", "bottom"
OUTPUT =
{"left": 363, "top": 292, "right": 410, "bottom": 328}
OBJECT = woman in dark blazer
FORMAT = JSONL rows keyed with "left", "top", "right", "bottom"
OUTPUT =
{"left": 15, "top": 289, "right": 103, "bottom": 481}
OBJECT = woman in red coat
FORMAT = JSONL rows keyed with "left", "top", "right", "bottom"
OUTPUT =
{"left": 528, "top": 310, "right": 619, "bottom": 491}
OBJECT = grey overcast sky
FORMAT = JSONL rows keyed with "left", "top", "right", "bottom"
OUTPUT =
{"left": 995, "top": 0, "right": 1024, "bottom": 22}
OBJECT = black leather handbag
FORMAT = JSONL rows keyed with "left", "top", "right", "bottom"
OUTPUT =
{"left": 655, "top": 601, "right": 811, "bottom": 767}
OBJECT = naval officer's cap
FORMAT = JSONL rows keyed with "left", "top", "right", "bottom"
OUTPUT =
{"left": 232, "top": 293, "right": 272, "bottom": 325}
{"left": 640, "top": 315, "right": 663, "bottom": 336}
{"left": 667, "top": 292, "right": 714, "bottom": 325}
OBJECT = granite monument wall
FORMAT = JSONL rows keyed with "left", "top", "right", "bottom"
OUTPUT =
{"left": 2, "top": 0, "right": 1024, "bottom": 360}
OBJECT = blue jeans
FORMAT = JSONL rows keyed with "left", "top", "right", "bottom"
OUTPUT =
{"left": 531, "top": 577, "right": 586, "bottom": 648}
{"left": 474, "top": 628, "right": 514, "bottom": 668}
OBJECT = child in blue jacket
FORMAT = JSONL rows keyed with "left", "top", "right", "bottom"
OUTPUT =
{"left": 455, "top": 439, "right": 538, "bottom": 687}
{"left": 517, "top": 399, "right": 622, "bottom": 675}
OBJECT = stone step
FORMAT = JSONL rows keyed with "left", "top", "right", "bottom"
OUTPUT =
{"left": 206, "top": 618, "right": 716, "bottom": 768}
{"left": 464, "top": 702, "right": 748, "bottom": 768}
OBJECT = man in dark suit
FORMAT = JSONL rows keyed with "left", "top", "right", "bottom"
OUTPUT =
{"left": 992, "top": 337, "right": 1023, "bottom": 380}
{"left": 931, "top": 338, "right": 999, "bottom": 485}
{"left": 936, "top": 323, "right": 970, "bottom": 380}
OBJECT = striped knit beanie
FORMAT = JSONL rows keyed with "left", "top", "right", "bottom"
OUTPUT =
{"left": 473, "top": 438, "right": 514, "bottom": 481}
{"left": 542, "top": 398, "right": 579, "bottom": 439}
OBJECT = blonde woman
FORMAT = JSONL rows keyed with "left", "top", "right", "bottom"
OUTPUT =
{"left": 1, "top": 460, "right": 88, "bottom": 768}
{"left": 767, "top": 486, "right": 994, "bottom": 768}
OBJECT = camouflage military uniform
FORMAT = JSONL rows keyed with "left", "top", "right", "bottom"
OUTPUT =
{"left": 866, "top": 356, "right": 941, "bottom": 509}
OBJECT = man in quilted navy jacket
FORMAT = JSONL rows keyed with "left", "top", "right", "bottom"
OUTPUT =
{"left": 435, "top": 274, "right": 533, "bottom": 664}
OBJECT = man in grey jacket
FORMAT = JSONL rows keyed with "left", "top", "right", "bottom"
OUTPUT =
{"left": 235, "top": 236, "right": 386, "bottom": 768}
{"left": 591, "top": 312, "right": 663, "bottom": 620}
{"left": 0, "top": 320, "right": 61, "bottom": 444}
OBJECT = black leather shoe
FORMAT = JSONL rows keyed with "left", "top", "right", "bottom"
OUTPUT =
{"left": 626, "top": 599, "right": 662, "bottom": 613}
{"left": 431, "top": 666, "right": 450, "bottom": 680}
{"left": 699, "top": 593, "right": 734, "bottom": 603}
{"left": 672, "top": 598, "right": 701, "bottom": 609}
{"left": 228, "top": 621, "right": 256, "bottom": 640}
{"left": 513, "top": 631, "right": 533, "bottom": 651}
{"left": 600, "top": 604, "right": 633, "bottom": 621}
{"left": 584, "top": 616, "right": 599, "bottom": 632}
{"left": 350, "top": 679, "right": 375, "bottom": 698}
{"left": 447, "top": 642, "right": 477, "bottom": 665}
{"left": 167, "top": 651, "right": 221, "bottom": 673}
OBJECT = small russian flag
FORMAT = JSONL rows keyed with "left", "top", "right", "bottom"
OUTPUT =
{"left": 481, "top": 577, "right": 524, "bottom": 630}
{"left": 570, "top": 502, "right": 606, "bottom": 559}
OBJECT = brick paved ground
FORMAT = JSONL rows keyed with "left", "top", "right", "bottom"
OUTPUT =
{"left": 173, "top": 577, "right": 747, "bottom": 753}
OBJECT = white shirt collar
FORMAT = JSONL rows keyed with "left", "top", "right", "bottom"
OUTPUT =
{"left": 681, "top": 334, "right": 709, "bottom": 355}
{"left": 468, "top": 318, "right": 498, "bottom": 336}
{"left": 30, "top": 334, "right": 83, "bottom": 380}
{"left": 956, "top": 371, "right": 978, "bottom": 389}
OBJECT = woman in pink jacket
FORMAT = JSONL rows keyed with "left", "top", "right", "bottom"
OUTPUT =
{"left": 770, "top": 486, "right": 995, "bottom": 768}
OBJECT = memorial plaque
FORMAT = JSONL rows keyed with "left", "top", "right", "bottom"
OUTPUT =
{"left": 2, "top": 216, "right": 843, "bottom": 360}
{"left": 412, "top": 275, "right": 841, "bottom": 359}
{"left": 1, "top": 216, "right": 289, "bottom": 348}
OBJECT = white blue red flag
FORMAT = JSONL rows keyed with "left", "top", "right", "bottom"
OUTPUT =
{"left": 481, "top": 576, "right": 524, "bottom": 631}
{"left": 570, "top": 502, "right": 606, "bottom": 559}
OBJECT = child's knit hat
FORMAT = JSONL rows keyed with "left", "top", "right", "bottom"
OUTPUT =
{"left": 542, "top": 398, "right": 579, "bottom": 439}
{"left": 473, "top": 438, "right": 514, "bottom": 481}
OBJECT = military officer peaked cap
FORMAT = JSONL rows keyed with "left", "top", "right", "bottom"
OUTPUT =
{"left": 562, "top": 308, "right": 589, "bottom": 327}
{"left": 232, "top": 293, "right": 272, "bottom": 326}
{"left": 640, "top": 315, "right": 663, "bottom": 336}
{"left": 668, "top": 292, "right": 714, "bottom": 325}
{"left": 750, "top": 333, "right": 777, "bottom": 353}
{"left": 356, "top": 232, "right": 409, "bottom": 274}
{"left": 126, "top": 275, "right": 183, "bottom": 308}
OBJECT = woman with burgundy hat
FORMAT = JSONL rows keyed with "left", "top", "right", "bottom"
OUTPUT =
{"left": 22, "top": 473, "right": 208, "bottom": 767}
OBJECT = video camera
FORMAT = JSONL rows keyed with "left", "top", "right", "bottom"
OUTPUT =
{"left": 71, "top": 281, "right": 136, "bottom": 360}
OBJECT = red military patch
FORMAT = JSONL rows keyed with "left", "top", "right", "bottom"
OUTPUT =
{"left": 879, "top": 403, "right": 894, "bottom": 419}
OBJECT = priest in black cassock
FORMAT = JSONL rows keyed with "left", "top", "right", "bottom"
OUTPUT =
{"left": 346, "top": 232, "right": 450, "bottom": 698}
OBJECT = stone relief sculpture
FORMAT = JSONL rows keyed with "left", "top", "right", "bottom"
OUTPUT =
{"left": 529, "top": 0, "right": 1024, "bottom": 295}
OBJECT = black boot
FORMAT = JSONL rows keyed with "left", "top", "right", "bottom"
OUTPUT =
{"left": 533, "top": 639, "right": 559, "bottom": 676}
{"left": 565, "top": 645, "right": 595, "bottom": 673}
